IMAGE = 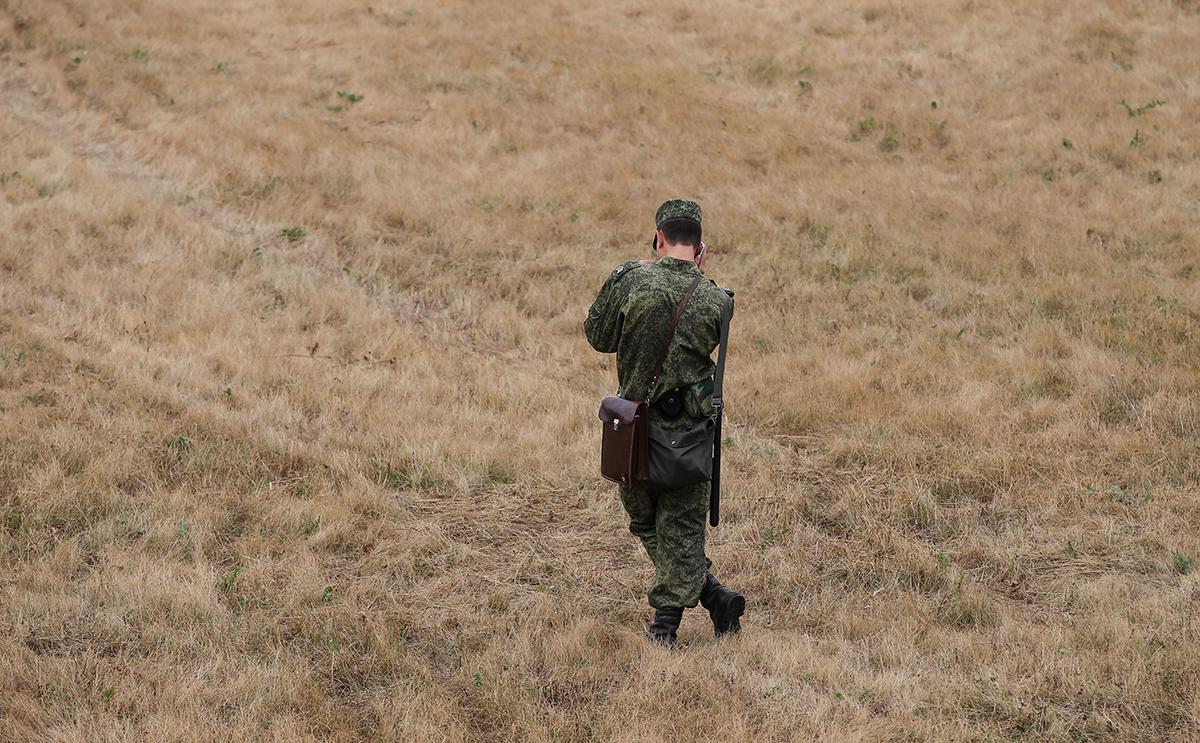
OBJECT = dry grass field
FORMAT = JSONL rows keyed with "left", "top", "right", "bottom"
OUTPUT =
{"left": 2, "top": 0, "right": 1200, "bottom": 740}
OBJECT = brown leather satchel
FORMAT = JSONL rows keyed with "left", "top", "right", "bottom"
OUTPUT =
{"left": 598, "top": 396, "right": 648, "bottom": 484}
{"left": 598, "top": 275, "right": 704, "bottom": 485}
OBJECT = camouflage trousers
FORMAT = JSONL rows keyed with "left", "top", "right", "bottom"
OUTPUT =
{"left": 619, "top": 479, "right": 710, "bottom": 610}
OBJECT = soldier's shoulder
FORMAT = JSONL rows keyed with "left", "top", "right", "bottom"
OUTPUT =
{"left": 701, "top": 279, "right": 733, "bottom": 301}
{"left": 608, "top": 260, "right": 643, "bottom": 283}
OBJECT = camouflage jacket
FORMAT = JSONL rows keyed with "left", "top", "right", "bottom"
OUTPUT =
{"left": 584, "top": 257, "right": 732, "bottom": 420}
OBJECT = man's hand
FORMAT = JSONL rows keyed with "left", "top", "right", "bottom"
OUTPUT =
{"left": 695, "top": 242, "right": 708, "bottom": 273}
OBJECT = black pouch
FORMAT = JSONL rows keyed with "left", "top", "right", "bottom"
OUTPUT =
{"left": 645, "top": 418, "right": 715, "bottom": 487}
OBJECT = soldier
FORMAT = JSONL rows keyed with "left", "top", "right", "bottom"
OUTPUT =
{"left": 584, "top": 198, "right": 745, "bottom": 647}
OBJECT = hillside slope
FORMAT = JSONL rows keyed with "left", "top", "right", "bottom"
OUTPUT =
{"left": 3, "top": 1, "right": 1200, "bottom": 740}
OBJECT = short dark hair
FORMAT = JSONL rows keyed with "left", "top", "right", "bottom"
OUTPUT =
{"left": 659, "top": 218, "right": 701, "bottom": 248}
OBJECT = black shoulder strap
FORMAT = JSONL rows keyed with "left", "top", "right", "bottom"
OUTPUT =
{"left": 712, "top": 290, "right": 732, "bottom": 414}
{"left": 644, "top": 275, "right": 705, "bottom": 403}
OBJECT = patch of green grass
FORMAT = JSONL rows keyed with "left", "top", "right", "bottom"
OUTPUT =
{"left": 1129, "top": 128, "right": 1145, "bottom": 147}
{"left": 3, "top": 504, "right": 22, "bottom": 533}
{"left": 1120, "top": 98, "right": 1165, "bottom": 117}
{"left": 336, "top": 90, "right": 364, "bottom": 104}
{"left": 0, "top": 349, "right": 28, "bottom": 365}
{"left": 1173, "top": 552, "right": 1194, "bottom": 575}
{"left": 484, "top": 462, "right": 513, "bottom": 484}
{"left": 218, "top": 565, "right": 243, "bottom": 593}
{"left": 747, "top": 56, "right": 786, "bottom": 86}
{"left": 322, "top": 585, "right": 335, "bottom": 602}
{"left": 300, "top": 513, "right": 320, "bottom": 536}
{"left": 279, "top": 226, "right": 306, "bottom": 242}
{"left": 880, "top": 128, "right": 899, "bottom": 152}
{"left": 761, "top": 526, "right": 791, "bottom": 549}
{"left": 1061, "top": 137, "right": 1074, "bottom": 149}
{"left": 249, "top": 175, "right": 283, "bottom": 198}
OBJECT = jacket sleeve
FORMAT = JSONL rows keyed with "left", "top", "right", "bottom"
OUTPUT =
{"left": 584, "top": 262, "right": 640, "bottom": 353}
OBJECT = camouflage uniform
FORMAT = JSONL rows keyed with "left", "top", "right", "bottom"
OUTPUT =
{"left": 584, "top": 200, "right": 733, "bottom": 611}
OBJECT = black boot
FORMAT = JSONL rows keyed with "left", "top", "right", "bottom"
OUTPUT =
{"left": 699, "top": 571, "right": 745, "bottom": 637}
{"left": 646, "top": 608, "right": 683, "bottom": 647}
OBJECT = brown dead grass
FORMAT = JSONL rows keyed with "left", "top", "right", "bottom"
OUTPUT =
{"left": 2, "top": 0, "right": 1200, "bottom": 740}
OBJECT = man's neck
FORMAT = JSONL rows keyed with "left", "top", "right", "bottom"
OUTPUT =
{"left": 658, "top": 244, "right": 696, "bottom": 262}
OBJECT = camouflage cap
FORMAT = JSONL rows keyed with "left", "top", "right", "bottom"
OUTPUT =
{"left": 655, "top": 199, "right": 702, "bottom": 229}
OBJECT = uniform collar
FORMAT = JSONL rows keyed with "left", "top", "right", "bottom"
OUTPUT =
{"left": 658, "top": 256, "right": 700, "bottom": 272}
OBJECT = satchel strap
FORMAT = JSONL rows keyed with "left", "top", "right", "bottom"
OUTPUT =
{"left": 644, "top": 275, "right": 705, "bottom": 403}
{"left": 711, "top": 291, "right": 732, "bottom": 414}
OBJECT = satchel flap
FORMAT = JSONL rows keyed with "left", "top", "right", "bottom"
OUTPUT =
{"left": 598, "top": 396, "right": 644, "bottom": 425}
{"left": 647, "top": 418, "right": 715, "bottom": 448}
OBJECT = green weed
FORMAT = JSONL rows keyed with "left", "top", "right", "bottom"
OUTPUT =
{"left": 880, "top": 128, "right": 899, "bottom": 152}
{"left": 1119, "top": 99, "right": 1165, "bottom": 117}
{"left": 748, "top": 56, "right": 785, "bottom": 86}
{"left": 279, "top": 226, "right": 306, "bottom": 242}
{"left": 218, "top": 565, "right": 243, "bottom": 593}
{"left": 3, "top": 504, "right": 22, "bottom": 533}
{"left": 1173, "top": 552, "right": 1194, "bottom": 575}
{"left": 761, "top": 526, "right": 791, "bottom": 549}
{"left": 300, "top": 513, "right": 320, "bottom": 536}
